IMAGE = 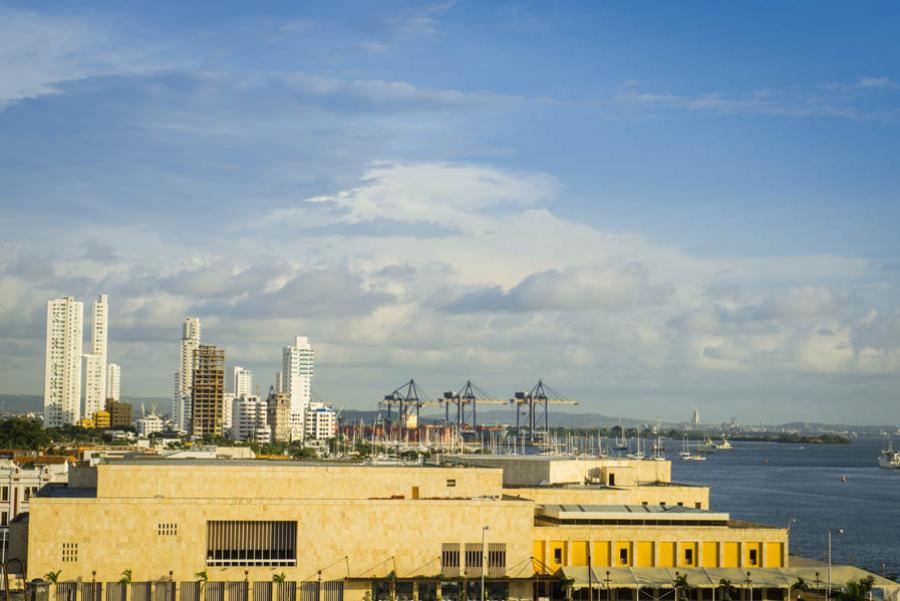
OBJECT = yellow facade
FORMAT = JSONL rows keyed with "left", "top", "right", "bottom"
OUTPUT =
{"left": 93, "top": 410, "right": 111, "bottom": 429}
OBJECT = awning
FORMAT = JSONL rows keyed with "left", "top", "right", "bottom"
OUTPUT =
{"left": 555, "top": 567, "right": 900, "bottom": 591}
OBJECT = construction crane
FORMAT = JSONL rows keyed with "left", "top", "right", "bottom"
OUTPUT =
{"left": 379, "top": 379, "right": 440, "bottom": 439}
{"left": 441, "top": 380, "right": 506, "bottom": 435}
{"left": 511, "top": 380, "right": 578, "bottom": 443}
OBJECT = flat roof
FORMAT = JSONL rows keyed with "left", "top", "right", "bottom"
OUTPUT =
{"left": 538, "top": 504, "right": 730, "bottom": 522}
{"left": 101, "top": 458, "right": 476, "bottom": 469}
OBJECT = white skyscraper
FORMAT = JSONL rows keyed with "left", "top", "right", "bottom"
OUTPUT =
{"left": 83, "top": 294, "right": 108, "bottom": 417}
{"left": 174, "top": 317, "right": 201, "bottom": 432}
{"left": 43, "top": 297, "right": 84, "bottom": 427}
{"left": 230, "top": 394, "right": 270, "bottom": 444}
{"left": 106, "top": 363, "right": 121, "bottom": 402}
{"left": 233, "top": 366, "right": 253, "bottom": 398}
{"left": 282, "top": 336, "right": 314, "bottom": 441}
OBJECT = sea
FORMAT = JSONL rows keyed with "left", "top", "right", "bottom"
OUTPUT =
{"left": 669, "top": 436, "right": 900, "bottom": 578}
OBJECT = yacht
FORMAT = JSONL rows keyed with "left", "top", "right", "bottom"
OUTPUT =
{"left": 878, "top": 439, "right": 900, "bottom": 470}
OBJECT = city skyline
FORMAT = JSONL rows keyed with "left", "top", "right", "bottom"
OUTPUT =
{"left": 2, "top": 2, "right": 900, "bottom": 424}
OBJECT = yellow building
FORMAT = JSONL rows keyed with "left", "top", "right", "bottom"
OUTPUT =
{"left": 93, "top": 410, "right": 111, "bottom": 429}
{"left": 19, "top": 457, "right": 896, "bottom": 601}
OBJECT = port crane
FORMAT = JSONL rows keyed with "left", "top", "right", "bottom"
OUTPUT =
{"left": 511, "top": 380, "right": 578, "bottom": 443}
{"left": 379, "top": 379, "right": 440, "bottom": 439}
{"left": 441, "top": 380, "right": 506, "bottom": 435}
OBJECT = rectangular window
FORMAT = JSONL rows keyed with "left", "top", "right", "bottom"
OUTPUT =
{"left": 749, "top": 549, "right": 758, "bottom": 566}
{"left": 1, "top": 487, "right": 7, "bottom": 502}
{"left": 554, "top": 548, "right": 563, "bottom": 564}
{"left": 0, "top": 512, "right": 7, "bottom": 526}
{"left": 23, "top": 488, "right": 30, "bottom": 502}
{"left": 62, "top": 542, "right": 78, "bottom": 562}
{"left": 685, "top": 549, "right": 694, "bottom": 565}
{"left": 487, "top": 543, "right": 506, "bottom": 576}
{"left": 206, "top": 521, "right": 296, "bottom": 567}
{"left": 619, "top": 548, "right": 629, "bottom": 565}
{"left": 464, "top": 543, "right": 483, "bottom": 570}
{"left": 446, "top": 479, "right": 456, "bottom": 488}
{"left": 441, "top": 544, "right": 460, "bottom": 577}
{"left": 695, "top": 502, "right": 702, "bottom": 509}
{"left": 158, "top": 523, "right": 178, "bottom": 536}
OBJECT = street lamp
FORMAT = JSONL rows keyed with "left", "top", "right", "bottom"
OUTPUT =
{"left": 827, "top": 529, "right": 844, "bottom": 601}
{"left": 481, "top": 526, "right": 490, "bottom": 601}
{"left": 745, "top": 572, "right": 752, "bottom": 601}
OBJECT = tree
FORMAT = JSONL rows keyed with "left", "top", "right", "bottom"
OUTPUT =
{"left": 0, "top": 417, "right": 51, "bottom": 450}
{"left": 837, "top": 577, "right": 875, "bottom": 601}
{"left": 120, "top": 569, "right": 132, "bottom": 601}
{"left": 272, "top": 573, "right": 286, "bottom": 601}
{"left": 195, "top": 570, "right": 209, "bottom": 600}
{"left": 719, "top": 579, "right": 736, "bottom": 601}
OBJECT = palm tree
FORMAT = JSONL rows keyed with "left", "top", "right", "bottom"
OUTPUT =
{"left": 719, "top": 579, "right": 735, "bottom": 601}
{"left": 120, "top": 569, "right": 133, "bottom": 601}
{"left": 272, "top": 573, "right": 286, "bottom": 601}
{"left": 674, "top": 574, "right": 692, "bottom": 601}
{"left": 837, "top": 577, "right": 875, "bottom": 601}
{"left": 195, "top": 571, "right": 209, "bottom": 601}
{"left": 790, "top": 578, "right": 810, "bottom": 601}
{"left": 45, "top": 571, "right": 62, "bottom": 601}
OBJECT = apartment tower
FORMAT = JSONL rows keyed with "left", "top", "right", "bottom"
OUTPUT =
{"left": 174, "top": 317, "right": 201, "bottom": 432}
{"left": 191, "top": 344, "right": 225, "bottom": 438}
{"left": 281, "top": 336, "right": 314, "bottom": 441}
{"left": 82, "top": 294, "right": 108, "bottom": 418}
{"left": 106, "top": 363, "right": 121, "bottom": 402}
{"left": 43, "top": 297, "right": 84, "bottom": 427}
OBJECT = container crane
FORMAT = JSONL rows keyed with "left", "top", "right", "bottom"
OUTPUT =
{"left": 441, "top": 380, "right": 506, "bottom": 436}
{"left": 511, "top": 380, "right": 578, "bottom": 443}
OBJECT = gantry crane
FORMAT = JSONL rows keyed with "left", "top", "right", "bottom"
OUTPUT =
{"left": 379, "top": 379, "right": 441, "bottom": 439}
{"left": 511, "top": 380, "right": 578, "bottom": 442}
{"left": 441, "top": 380, "right": 507, "bottom": 435}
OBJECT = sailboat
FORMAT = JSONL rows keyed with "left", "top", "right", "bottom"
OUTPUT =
{"left": 614, "top": 419, "right": 629, "bottom": 451}
{"left": 627, "top": 436, "right": 645, "bottom": 460}
{"left": 679, "top": 435, "right": 691, "bottom": 459}
{"left": 681, "top": 436, "right": 706, "bottom": 461}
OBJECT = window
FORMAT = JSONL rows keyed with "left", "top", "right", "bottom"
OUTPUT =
{"left": 1, "top": 487, "right": 7, "bottom": 502}
{"left": 23, "top": 488, "right": 30, "bottom": 502}
{"left": 465, "top": 543, "right": 483, "bottom": 571}
{"left": 441, "top": 544, "right": 460, "bottom": 577}
{"left": 695, "top": 502, "right": 702, "bottom": 509}
{"left": 608, "top": 473, "right": 616, "bottom": 486}
{"left": 554, "top": 548, "right": 563, "bottom": 564}
{"left": 684, "top": 549, "right": 694, "bottom": 565}
{"left": 0, "top": 512, "right": 6, "bottom": 526}
{"left": 660, "top": 502, "right": 666, "bottom": 506}
{"left": 677, "top": 502, "right": 684, "bottom": 507}
{"left": 412, "top": 486, "right": 420, "bottom": 500}
{"left": 619, "top": 548, "right": 629, "bottom": 565}
{"left": 206, "top": 521, "right": 296, "bottom": 567}
{"left": 487, "top": 543, "right": 506, "bottom": 576}
{"left": 641, "top": 501, "right": 648, "bottom": 506}
{"left": 446, "top": 479, "right": 456, "bottom": 488}
{"left": 749, "top": 549, "right": 758, "bottom": 566}
{"left": 62, "top": 542, "right": 78, "bottom": 562}
{"left": 158, "top": 523, "right": 178, "bottom": 536}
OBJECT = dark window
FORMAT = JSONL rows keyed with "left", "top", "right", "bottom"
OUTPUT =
{"left": 395, "top": 582, "right": 413, "bottom": 601}
{"left": 0, "top": 512, "right": 6, "bottom": 526}
{"left": 677, "top": 502, "right": 684, "bottom": 507}
{"left": 62, "top": 542, "right": 78, "bottom": 562}
{"left": 446, "top": 479, "right": 456, "bottom": 488}
{"left": 554, "top": 548, "right": 563, "bottom": 564}
{"left": 695, "top": 502, "right": 702, "bottom": 509}
{"left": 1, "top": 487, "right": 7, "bottom": 501}
{"left": 619, "top": 548, "right": 629, "bottom": 564}
{"left": 608, "top": 474, "right": 616, "bottom": 486}
{"left": 685, "top": 549, "right": 694, "bottom": 564}
{"left": 418, "top": 583, "right": 438, "bottom": 601}
{"left": 206, "top": 521, "right": 296, "bottom": 567}
{"left": 487, "top": 543, "right": 507, "bottom": 576}
{"left": 373, "top": 582, "right": 391, "bottom": 601}
{"left": 440, "top": 582, "right": 460, "bottom": 601}
{"left": 749, "top": 549, "right": 758, "bottom": 565}
{"left": 441, "top": 544, "right": 460, "bottom": 577}
{"left": 465, "top": 543, "right": 483, "bottom": 571}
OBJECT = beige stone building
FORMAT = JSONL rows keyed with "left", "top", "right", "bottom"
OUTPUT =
{"left": 18, "top": 456, "right": 897, "bottom": 601}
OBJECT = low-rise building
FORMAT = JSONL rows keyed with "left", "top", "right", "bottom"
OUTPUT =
{"left": 304, "top": 401, "right": 336, "bottom": 441}
{"left": 231, "top": 395, "right": 270, "bottom": 444}
{"left": 105, "top": 399, "right": 133, "bottom": 428}
{"left": 135, "top": 413, "right": 163, "bottom": 437}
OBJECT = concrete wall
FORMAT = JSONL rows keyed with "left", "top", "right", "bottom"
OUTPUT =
{"left": 442, "top": 456, "right": 671, "bottom": 487}
{"left": 505, "top": 484, "right": 709, "bottom": 509}
{"left": 28, "top": 496, "right": 535, "bottom": 583}
{"left": 96, "top": 463, "right": 504, "bottom": 500}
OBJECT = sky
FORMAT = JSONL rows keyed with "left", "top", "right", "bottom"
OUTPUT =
{"left": 1, "top": 1, "right": 899, "bottom": 425}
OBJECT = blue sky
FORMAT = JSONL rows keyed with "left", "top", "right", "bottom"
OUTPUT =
{"left": 1, "top": 1, "right": 899, "bottom": 424}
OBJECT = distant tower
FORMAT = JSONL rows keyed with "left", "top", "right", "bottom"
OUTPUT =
{"left": 43, "top": 296, "right": 84, "bottom": 427}
{"left": 83, "top": 294, "right": 109, "bottom": 418}
{"left": 691, "top": 408, "right": 701, "bottom": 427}
{"left": 191, "top": 344, "right": 225, "bottom": 438}
{"left": 174, "top": 317, "right": 201, "bottom": 432}
{"left": 106, "top": 363, "right": 121, "bottom": 402}
{"left": 233, "top": 366, "right": 253, "bottom": 398}
{"left": 282, "top": 336, "right": 314, "bottom": 442}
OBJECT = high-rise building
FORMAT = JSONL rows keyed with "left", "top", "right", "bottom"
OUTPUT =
{"left": 43, "top": 297, "right": 84, "bottom": 427}
{"left": 231, "top": 395, "right": 271, "bottom": 444}
{"left": 233, "top": 366, "right": 253, "bottom": 398}
{"left": 282, "top": 336, "right": 314, "bottom": 441}
{"left": 83, "top": 294, "right": 108, "bottom": 418}
{"left": 266, "top": 392, "right": 292, "bottom": 444}
{"left": 275, "top": 372, "right": 283, "bottom": 394}
{"left": 222, "top": 392, "right": 235, "bottom": 433}
{"left": 691, "top": 408, "right": 701, "bottom": 427}
{"left": 174, "top": 317, "right": 201, "bottom": 432}
{"left": 106, "top": 363, "right": 121, "bottom": 402}
{"left": 191, "top": 344, "right": 225, "bottom": 438}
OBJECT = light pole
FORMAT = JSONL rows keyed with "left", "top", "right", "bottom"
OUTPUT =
{"left": 827, "top": 528, "right": 844, "bottom": 601}
{"left": 481, "top": 526, "right": 490, "bottom": 601}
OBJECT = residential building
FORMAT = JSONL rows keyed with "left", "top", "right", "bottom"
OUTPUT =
{"left": 304, "top": 402, "right": 337, "bottom": 441}
{"left": 83, "top": 294, "right": 108, "bottom": 419}
{"left": 93, "top": 410, "right": 111, "bottom": 429}
{"left": 282, "top": 336, "right": 314, "bottom": 441}
{"left": 106, "top": 363, "right": 121, "bottom": 402}
{"left": 191, "top": 345, "right": 225, "bottom": 438}
{"left": 135, "top": 413, "right": 163, "bottom": 437}
{"left": 222, "top": 392, "right": 235, "bottom": 433}
{"left": 174, "top": 317, "right": 201, "bottom": 432}
{"left": 105, "top": 399, "right": 133, "bottom": 428}
{"left": 233, "top": 366, "right": 253, "bottom": 398}
{"left": 43, "top": 296, "right": 83, "bottom": 427}
{"left": 231, "top": 395, "right": 271, "bottom": 444}
{"left": 0, "top": 457, "right": 68, "bottom": 556}
{"left": 692, "top": 408, "right": 701, "bottom": 427}
{"left": 275, "top": 371, "right": 283, "bottom": 394}
{"left": 266, "top": 392, "right": 292, "bottom": 444}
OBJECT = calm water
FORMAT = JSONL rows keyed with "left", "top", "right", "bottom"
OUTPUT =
{"left": 669, "top": 437, "right": 900, "bottom": 578}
